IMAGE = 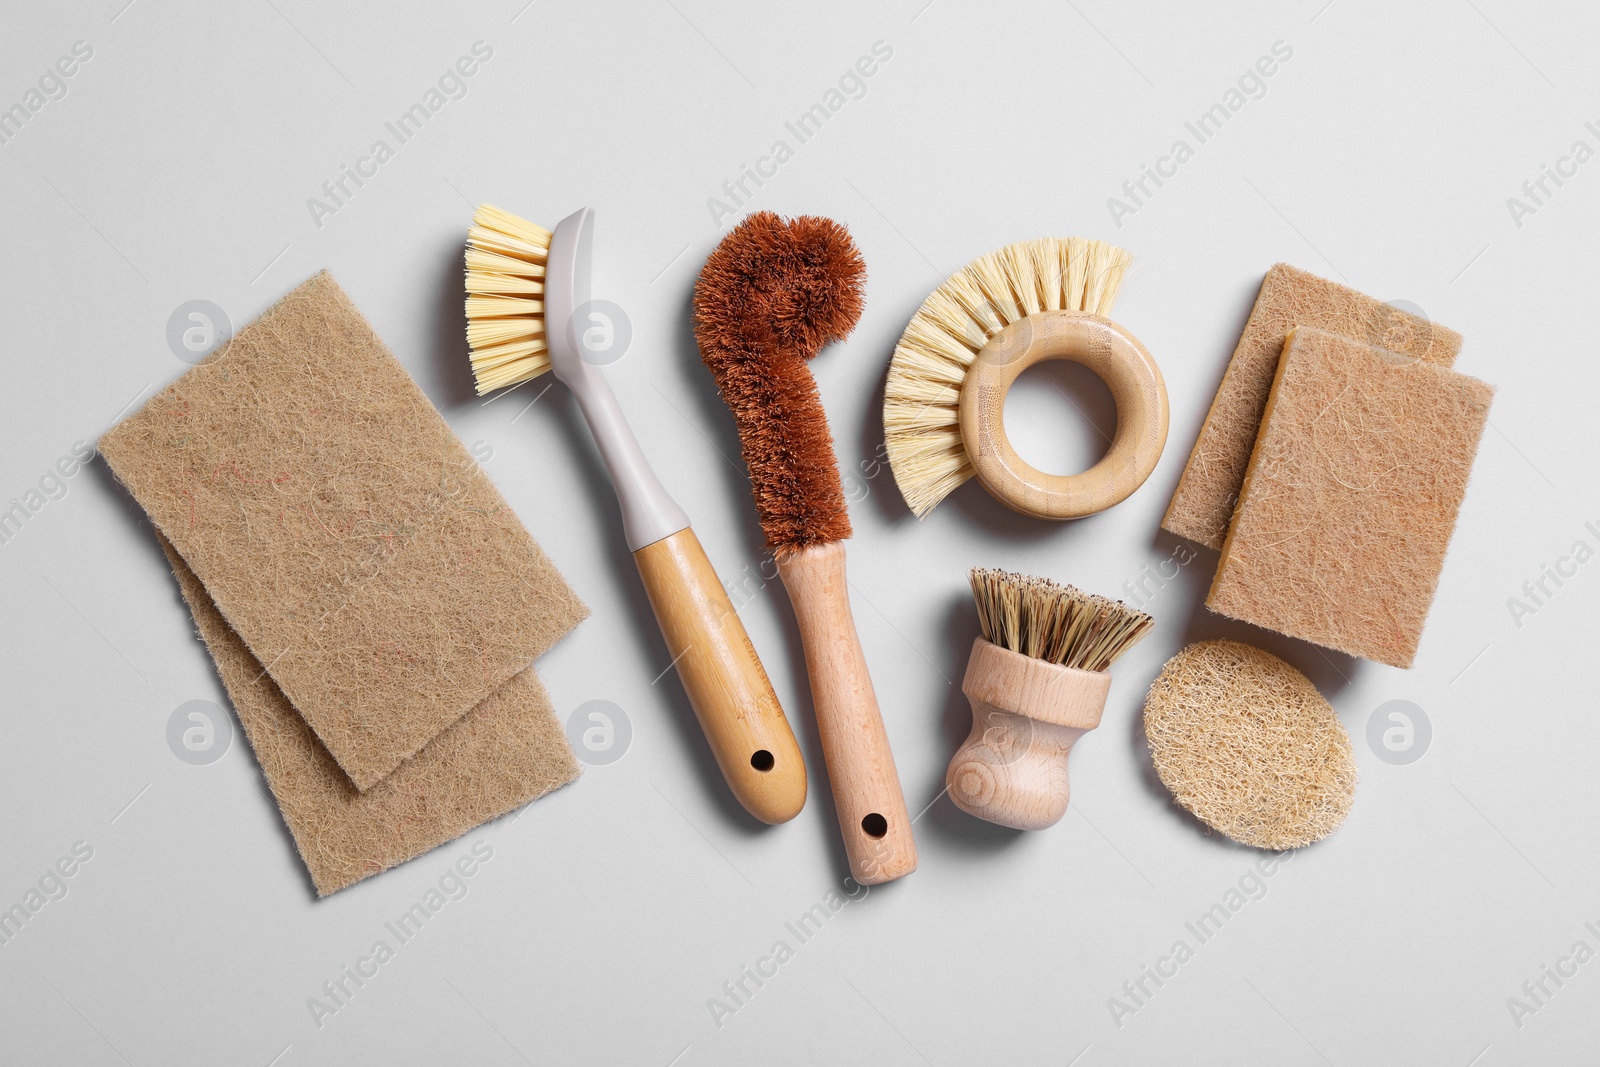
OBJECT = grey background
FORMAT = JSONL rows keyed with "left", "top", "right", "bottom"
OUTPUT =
{"left": 1, "top": 0, "right": 1594, "bottom": 1064}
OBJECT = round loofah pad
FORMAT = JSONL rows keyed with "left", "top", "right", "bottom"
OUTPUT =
{"left": 1143, "top": 640, "right": 1356, "bottom": 849}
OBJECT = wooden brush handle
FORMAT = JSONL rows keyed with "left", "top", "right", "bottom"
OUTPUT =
{"left": 946, "top": 638, "right": 1110, "bottom": 830}
{"left": 634, "top": 528, "right": 807, "bottom": 824}
{"left": 776, "top": 542, "right": 916, "bottom": 884}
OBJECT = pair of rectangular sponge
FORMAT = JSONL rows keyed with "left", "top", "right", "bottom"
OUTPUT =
{"left": 1163, "top": 265, "right": 1493, "bottom": 669}
{"left": 101, "top": 273, "right": 586, "bottom": 894}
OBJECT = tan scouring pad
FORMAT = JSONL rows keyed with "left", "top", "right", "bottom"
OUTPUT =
{"left": 1144, "top": 640, "right": 1356, "bottom": 850}
{"left": 1207, "top": 327, "right": 1494, "bottom": 668}
{"left": 162, "top": 538, "right": 578, "bottom": 896}
{"left": 101, "top": 272, "right": 587, "bottom": 790}
{"left": 1163, "top": 263, "right": 1463, "bottom": 549}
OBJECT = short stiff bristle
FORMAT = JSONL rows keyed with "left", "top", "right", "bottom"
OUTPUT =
{"left": 464, "top": 204, "right": 554, "bottom": 395}
{"left": 884, "top": 237, "right": 1133, "bottom": 517}
{"left": 969, "top": 568, "right": 1152, "bottom": 673}
{"left": 694, "top": 211, "right": 866, "bottom": 552}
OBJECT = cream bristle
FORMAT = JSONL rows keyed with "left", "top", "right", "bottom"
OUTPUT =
{"left": 464, "top": 203, "right": 556, "bottom": 394}
{"left": 883, "top": 236, "right": 1133, "bottom": 518}
{"left": 466, "top": 271, "right": 544, "bottom": 296}
{"left": 467, "top": 226, "right": 548, "bottom": 262}
{"left": 473, "top": 204, "right": 552, "bottom": 246}
{"left": 466, "top": 248, "right": 544, "bottom": 278}
{"left": 969, "top": 568, "right": 1152, "bottom": 673}
{"left": 467, "top": 317, "right": 544, "bottom": 348}
{"left": 465, "top": 294, "right": 542, "bottom": 318}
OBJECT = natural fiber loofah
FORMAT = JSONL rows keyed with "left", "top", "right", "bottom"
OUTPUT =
{"left": 1144, "top": 640, "right": 1356, "bottom": 850}
{"left": 100, "top": 272, "right": 587, "bottom": 789}
{"left": 162, "top": 536, "right": 579, "bottom": 896}
{"left": 1163, "top": 264, "right": 1463, "bottom": 549}
{"left": 1207, "top": 328, "right": 1493, "bottom": 668}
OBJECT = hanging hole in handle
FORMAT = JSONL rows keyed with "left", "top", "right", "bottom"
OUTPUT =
{"left": 750, "top": 749, "right": 775, "bottom": 772}
{"left": 861, "top": 813, "right": 888, "bottom": 838}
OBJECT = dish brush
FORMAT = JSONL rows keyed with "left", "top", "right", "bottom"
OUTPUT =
{"left": 465, "top": 204, "right": 807, "bottom": 824}
{"left": 695, "top": 211, "right": 917, "bottom": 884}
{"left": 883, "top": 238, "right": 1167, "bottom": 520}
{"left": 949, "top": 568, "right": 1152, "bottom": 829}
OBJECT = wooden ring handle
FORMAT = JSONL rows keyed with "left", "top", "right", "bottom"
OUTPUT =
{"left": 957, "top": 312, "right": 1168, "bottom": 520}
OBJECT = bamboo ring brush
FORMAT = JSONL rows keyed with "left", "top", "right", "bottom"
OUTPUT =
{"left": 695, "top": 211, "right": 916, "bottom": 885}
{"left": 949, "top": 569, "right": 1153, "bottom": 830}
{"left": 464, "top": 205, "right": 807, "bottom": 825}
{"left": 884, "top": 238, "right": 1169, "bottom": 520}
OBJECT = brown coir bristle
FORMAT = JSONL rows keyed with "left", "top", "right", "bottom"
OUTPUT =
{"left": 694, "top": 211, "right": 866, "bottom": 551}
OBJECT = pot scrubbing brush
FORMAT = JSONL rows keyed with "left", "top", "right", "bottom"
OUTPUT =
{"left": 465, "top": 204, "right": 806, "bottom": 825}
{"left": 695, "top": 211, "right": 916, "bottom": 884}
{"left": 948, "top": 568, "right": 1153, "bottom": 830}
{"left": 884, "top": 238, "right": 1168, "bottom": 520}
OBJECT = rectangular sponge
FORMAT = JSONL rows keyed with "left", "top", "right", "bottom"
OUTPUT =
{"left": 1163, "top": 264, "right": 1463, "bottom": 549}
{"left": 1206, "top": 327, "right": 1493, "bottom": 668}
{"left": 100, "top": 273, "right": 587, "bottom": 790}
{"left": 163, "top": 535, "right": 580, "bottom": 896}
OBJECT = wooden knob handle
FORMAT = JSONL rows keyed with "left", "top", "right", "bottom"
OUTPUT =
{"left": 946, "top": 638, "right": 1109, "bottom": 830}
{"left": 633, "top": 528, "right": 807, "bottom": 824}
{"left": 958, "top": 311, "right": 1168, "bottom": 519}
{"left": 777, "top": 542, "right": 917, "bottom": 884}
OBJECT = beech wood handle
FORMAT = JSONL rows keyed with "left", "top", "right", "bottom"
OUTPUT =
{"left": 633, "top": 528, "right": 807, "bottom": 824}
{"left": 946, "top": 639, "right": 1110, "bottom": 830}
{"left": 777, "top": 542, "right": 916, "bottom": 884}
